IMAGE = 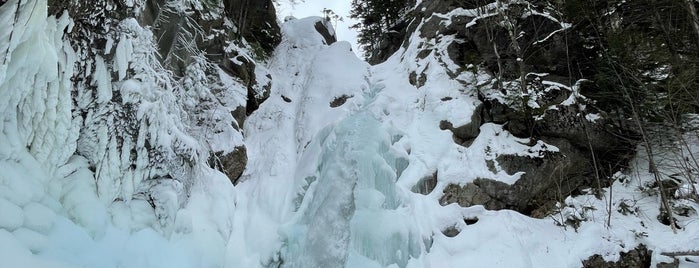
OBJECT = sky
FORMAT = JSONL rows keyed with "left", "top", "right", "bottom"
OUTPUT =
{"left": 274, "top": 0, "right": 361, "bottom": 55}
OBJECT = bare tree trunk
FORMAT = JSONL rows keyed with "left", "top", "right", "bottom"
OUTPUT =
{"left": 581, "top": 115, "right": 603, "bottom": 198}
{"left": 661, "top": 250, "right": 699, "bottom": 257}
{"left": 238, "top": 0, "right": 250, "bottom": 36}
{"left": 683, "top": 0, "right": 699, "bottom": 47}
{"left": 607, "top": 164, "right": 614, "bottom": 228}
{"left": 626, "top": 94, "right": 678, "bottom": 234}
{"left": 588, "top": 12, "right": 679, "bottom": 232}
{"left": 480, "top": 1, "right": 505, "bottom": 93}
{"left": 675, "top": 127, "right": 699, "bottom": 200}
{"left": 496, "top": 0, "right": 528, "bottom": 105}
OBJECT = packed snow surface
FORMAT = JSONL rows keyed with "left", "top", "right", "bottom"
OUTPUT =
{"left": 0, "top": 2, "right": 698, "bottom": 268}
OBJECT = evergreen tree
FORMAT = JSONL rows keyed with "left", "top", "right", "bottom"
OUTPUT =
{"left": 350, "top": 0, "right": 409, "bottom": 58}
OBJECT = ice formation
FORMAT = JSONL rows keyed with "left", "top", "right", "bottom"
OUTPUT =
{"left": 0, "top": 1, "right": 698, "bottom": 268}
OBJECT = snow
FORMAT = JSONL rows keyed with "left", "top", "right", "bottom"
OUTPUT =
{"left": 676, "top": 183, "right": 699, "bottom": 198}
{"left": 585, "top": 113, "right": 602, "bottom": 122}
{"left": 0, "top": 230, "right": 74, "bottom": 268}
{"left": 115, "top": 27, "right": 133, "bottom": 80}
{"left": 93, "top": 56, "right": 113, "bottom": 103}
{"left": 0, "top": 197, "right": 24, "bottom": 230}
{"left": 0, "top": 1, "right": 698, "bottom": 268}
{"left": 22, "top": 202, "right": 56, "bottom": 234}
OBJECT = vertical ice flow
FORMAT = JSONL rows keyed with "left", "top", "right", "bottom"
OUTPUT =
{"left": 282, "top": 84, "right": 423, "bottom": 268}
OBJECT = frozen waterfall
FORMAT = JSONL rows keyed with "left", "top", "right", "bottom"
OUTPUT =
{"left": 4, "top": 4, "right": 693, "bottom": 267}
{"left": 280, "top": 85, "right": 423, "bottom": 268}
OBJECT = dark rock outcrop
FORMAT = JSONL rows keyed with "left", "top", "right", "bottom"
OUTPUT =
{"left": 209, "top": 146, "right": 248, "bottom": 185}
{"left": 441, "top": 225, "right": 460, "bottom": 237}
{"left": 582, "top": 244, "right": 652, "bottom": 268}
{"left": 222, "top": 0, "right": 281, "bottom": 53}
{"left": 368, "top": 20, "right": 409, "bottom": 65}
{"left": 495, "top": 138, "right": 593, "bottom": 214}
{"left": 439, "top": 105, "right": 483, "bottom": 147}
{"left": 330, "top": 94, "right": 353, "bottom": 108}
{"left": 314, "top": 20, "right": 337, "bottom": 45}
{"left": 409, "top": 71, "right": 427, "bottom": 88}
{"left": 412, "top": 171, "right": 438, "bottom": 195}
{"left": 440, "top": 103, "right": 633, "bottom": 216}
{"left": 440, "top": 180, "right": 509, "bottom": 210}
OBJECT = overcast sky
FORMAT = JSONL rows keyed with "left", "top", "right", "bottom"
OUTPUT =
{"left": 274, "top": 0, "right": 361, "bottom": 55}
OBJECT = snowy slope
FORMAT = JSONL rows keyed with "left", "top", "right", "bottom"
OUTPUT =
{"left": 0, "top": 1, "right": 698, "bottom": 268}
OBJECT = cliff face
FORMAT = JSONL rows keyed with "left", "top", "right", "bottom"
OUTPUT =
{"left": 357, "top": 1, "right": 697, "bottom": 266}
{"left": 367, "top": 0, "right": 639, "bottom": 216}
{"left": 0, "top": 0, "right": 280, "bottom": 261}
{"left": 51, "top": 0, "right": 279, "bottom": 191}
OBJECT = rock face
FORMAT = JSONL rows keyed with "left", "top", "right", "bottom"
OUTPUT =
{"left": 209, "top": 146, "right": 248, "bottom": 184}
{"left": 412, "top": 171, "right": 438, "bottom": 195}
{"left": 440, "top": 180, "right": 510, "bottom": 210}
{"left": 367, "top": 20, "right": 408, "bottom": 65}
{"left": 314, "top": 20, "right": 337, "bottom": 45}
{"left": 372, "top": 0, "right": 639, "bottom": 217}
{"left": 330, "top": 94, "right": 353, "bottom": 108}
{"left": 449, "top": 138, "right": 594, "bottom": 215}
{"left": 439, "top": 104, "right": 483, "bottom": 146}
{"left": 222, "top": 0, "right": 281, "bottom": 53}
{"left": 43, "top": 0, "right": 280, "bottom": 225}
{"left": 136, "top": 0, "right": 279, "bottom": 116}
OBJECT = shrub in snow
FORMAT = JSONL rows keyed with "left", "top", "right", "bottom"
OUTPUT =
{"left": 554, "top": 197, "right": 595, "bottom": 230}
{"left": 675, "top": 183, "right": 699, "bottom": 199}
